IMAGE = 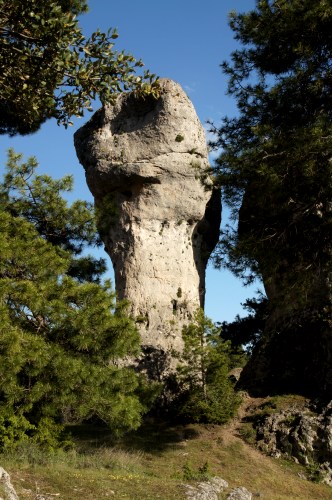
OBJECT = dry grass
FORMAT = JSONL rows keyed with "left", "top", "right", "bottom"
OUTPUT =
{"left": 0, "top": 401, "right": 331, "bottom": 499}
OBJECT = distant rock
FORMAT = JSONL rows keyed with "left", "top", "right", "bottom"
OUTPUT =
{"left": 74, "top": 79, "right": 220, "bottom": 377}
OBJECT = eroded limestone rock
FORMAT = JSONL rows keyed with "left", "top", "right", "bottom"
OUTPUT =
{"left": 0, "top": 466, "right": 19, "bottom": 500}
{"left": 185, "top": 477, "right": 228, "bottom": 499}
{"left": 74, "top": 79, "right": 220, "bottom": 375}
{"left": 255, "top": 401, "right": 332, "bottom": 486}
{"left": 226, "top": 487, "right": 252, "bottom": 500}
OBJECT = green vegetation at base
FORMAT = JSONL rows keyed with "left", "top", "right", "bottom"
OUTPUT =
{"left": 182, "top": 461, "right": 211, "bottom": 481}
{"left": 173, "top": 309, "right": 243, "bottom": 425}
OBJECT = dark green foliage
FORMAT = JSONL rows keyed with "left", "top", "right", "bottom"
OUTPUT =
{"left": 182, "top": 461, "right": 211, "bottom": 481}
{"left": 240, "top": 309, "right": 332, "bottom": 397}
{"left": 211, "top": 0, "right": 332, "bottom": 396}
{"left": 0, "top": 0, "right": 159, "bottom": 135}
{"left": 212, "top": 0, "right": 332, "bottom": 302}
{"left": 0, "top": 151, "right": 155, "bottom": 449}
{"left": 213, "top": 0, "right": 332, "bottom": 357}
{"left": 1, "top": 148, "right": 106, "bottom": 282}
{"left": 1, "top": 149, "right": 98, "bottom": 249}
{"left": 220, "top": 295, "right": 268, "bottom": 352}
{"left": 175, "top": 310, "right": 241, "bottom": 424}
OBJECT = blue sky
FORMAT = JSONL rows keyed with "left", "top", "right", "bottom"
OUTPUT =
{"left": 0, "top": 0, "right": 262, "bottom": 323}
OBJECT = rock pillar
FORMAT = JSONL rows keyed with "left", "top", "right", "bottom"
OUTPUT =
{"left": 74, "top": 79, "right": 220, "bottom": 375}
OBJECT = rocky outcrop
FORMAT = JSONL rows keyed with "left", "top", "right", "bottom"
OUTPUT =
{"left": 255, "top": 401, "right": 332, "bottom": 486}
{"left": 0, "top": 466, "right": 19, "bottom": 500}
{"left": 74, "top": 79, "right": 220, "bottom": 376}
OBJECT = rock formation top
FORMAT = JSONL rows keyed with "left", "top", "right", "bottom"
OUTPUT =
{"left": 75, "top": 79, "right": 210, "bottom": 197}
{"left": 74, "top": 78, "right": 221, "bottom": 377}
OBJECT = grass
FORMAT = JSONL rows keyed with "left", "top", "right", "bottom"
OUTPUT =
{"left": 0, "top": 412, "right": 331, "bottom": 499}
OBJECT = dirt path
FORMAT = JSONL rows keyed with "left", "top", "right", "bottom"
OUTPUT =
{"left": 219, "top": 393, "right": 264, "bottom": 446}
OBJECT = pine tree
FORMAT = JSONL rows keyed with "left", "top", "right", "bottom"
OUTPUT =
{"left": 220, "top": 295, "right": 268, "bottom": 353}
{"left": 0, "top": 151, "right": 156, "bottom": 449}
{"left": 212, "top": 0, "right": 332, "bottom": 396}
{"left": 175, "top": 310, "right": 241, "bottom": 424}
{"left": 1, "top": 148, "right": 106, "bottom": 282}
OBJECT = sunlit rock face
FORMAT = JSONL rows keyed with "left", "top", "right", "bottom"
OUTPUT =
{"left": 74, "top": 79, "right": 220, "bottom": 376}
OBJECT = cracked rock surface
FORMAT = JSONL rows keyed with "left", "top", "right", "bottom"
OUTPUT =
{"left": 74, "top": 79, "right": 220, "bottom": 375}
{"left": 256, "top": 401, "right": 332, "bottom": 486}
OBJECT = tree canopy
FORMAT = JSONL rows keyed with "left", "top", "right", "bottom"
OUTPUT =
{"left": 0, "top": 0, "right": 159, "bottom": 135}
{"left": 0, "top": 151, "right": 156, "bottom": 448}
{"left": 212, "top": 0, "right": 332, "bottom": 396}
{"left": 213, "top": 0, "right": 332, "bottom": 313}
{"left": 1, "top": 148, "right": 107, "bottom": 282}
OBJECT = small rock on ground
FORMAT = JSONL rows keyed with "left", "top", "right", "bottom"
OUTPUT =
{"left": 185, "top": 476, "right": 228, "bottom": 499}
{"left": 227, "top": 486, "right": 252, "bottom": 499}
